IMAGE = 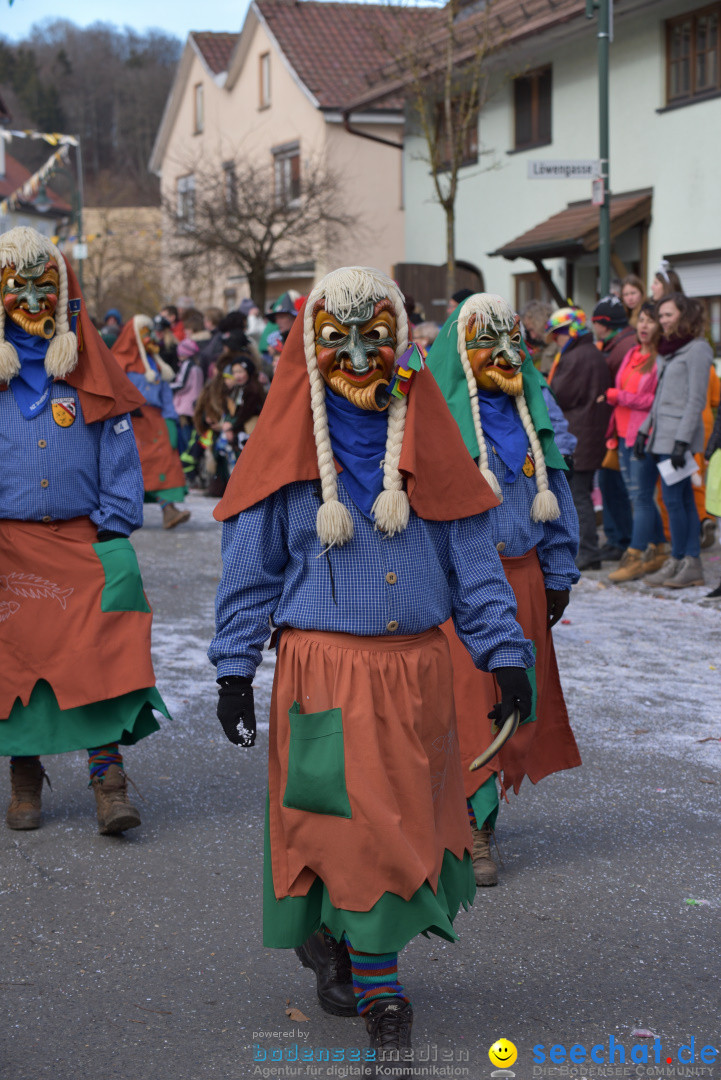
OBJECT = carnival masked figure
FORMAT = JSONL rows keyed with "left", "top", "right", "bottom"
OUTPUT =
{"left": 0, "top": 226, "right": 170, "bottom": 835}
{"left": 209, "top": 267, "right": 536, "bottom": 1060}
{"left": 112, "top": 315, "right": 190, "bottom": 529}
{"left": 427, "top": 293, "right": 581, "bottom": 887}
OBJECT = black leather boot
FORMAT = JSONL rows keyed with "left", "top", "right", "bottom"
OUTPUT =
{"left": 365, "top": 998, "right": 414, "bottom": 1076}
{"left": 294, "top": 930, "right": 356, "bottom": 1016}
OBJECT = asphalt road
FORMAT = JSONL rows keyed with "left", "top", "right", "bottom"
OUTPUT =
{"left": 2, "top": 493, "right": 719, "bottom": 1080}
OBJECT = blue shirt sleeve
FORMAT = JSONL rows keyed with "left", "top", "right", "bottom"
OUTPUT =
{"left": 536, "top": 468, "right": 581, "bottom": 591}
{"left": 209, "top": 492, "right": 289, "bottom": 678}
{"left": 445, "top": 512, "right": 535, "bottom": 671}
{"left": 88, "top": 414, "right": 144, "bottom": 535}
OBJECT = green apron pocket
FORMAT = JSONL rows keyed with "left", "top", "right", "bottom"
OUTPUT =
{"left": 93, "top": 538, "right": 151, "bottom": 613}
{"left": 283, "top": 702, "right": 352, "bottom": 817}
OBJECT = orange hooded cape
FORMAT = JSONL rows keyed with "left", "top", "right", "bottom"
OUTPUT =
{"left": 215, "top": 300, "right": 499, "bottom": 523}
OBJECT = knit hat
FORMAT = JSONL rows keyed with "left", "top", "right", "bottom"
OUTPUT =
{"left": 238, "top": 298, "right": 256, "bottom": 317}
{"left": 267, "top": 291, "right": 301, "bottom": 323}
{"left": 303, "top": 266, "right": 410, "bottom": 548}
{"left": 177, "top": 338, "right": 200, "bottom": 359}
{"left": 546, "top": 306, "right": 587, "bottom": 339}
{"left": 0, "top": 226, "right": 78, "bottom": 382}
{"left": 592, "top": 294, "right": 628, "bottom": 329}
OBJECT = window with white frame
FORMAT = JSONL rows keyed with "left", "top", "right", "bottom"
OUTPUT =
{"left": 273, "top": 143, "right": 301, "bottom": 207}
{"left": 177, "top": 174, "right": 195, "bottom": 227}
{"left": 223, "top": 162, "right": 238, "bottom": 209}
{"left": 194, "top": 83, "right": 204, "bottom": 134}
{"left": 259, "top": 53, "right": 271, "bottom": 109}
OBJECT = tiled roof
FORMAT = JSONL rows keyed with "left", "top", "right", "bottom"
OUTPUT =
{"left": 492, "top": 190, "right": 653, "bottom": 260}
{"left": 0, "top": 152, "right": 71, "bottom": 214}
{"left": 256, "top": 0, "right": 439, "bottom": 110}
{"left": 191, "top": 31, "right": 239, "bottom": 75}
{"left": 350, "top": 0, "right": 589, "bottom": 110}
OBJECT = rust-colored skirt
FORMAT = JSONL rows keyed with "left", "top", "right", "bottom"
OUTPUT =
{"left": 264, "top": 626, "right": 475, "bottom": 950}
{"left": 442, "top": 547, "right": 580, "bottom": 801}
{"left": 0, "top": 517, "right": 167, "bottom": 754}
{"left": 132, "top": 405, "right": 186, "bottom": 496}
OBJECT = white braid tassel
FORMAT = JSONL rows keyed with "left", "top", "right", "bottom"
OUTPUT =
{"left": 516, "top": 391, "right": 560, "bottom": 522}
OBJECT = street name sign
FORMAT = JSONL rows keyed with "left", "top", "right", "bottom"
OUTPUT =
{"left": 528, "top": 160, "right": 601, "bottom": 179}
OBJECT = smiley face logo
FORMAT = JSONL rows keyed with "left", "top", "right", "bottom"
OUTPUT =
{"left": 488, "top": 1039, "right": 518, "bottom": 1069}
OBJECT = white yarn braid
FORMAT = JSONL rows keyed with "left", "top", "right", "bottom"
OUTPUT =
{"left": 515, "top": 390, "right": 560, "bottom": 522}
{"left": 456, "top": 325, "right": 502, "bottom": 500}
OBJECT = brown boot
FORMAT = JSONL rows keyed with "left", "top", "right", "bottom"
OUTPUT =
{"left": 6, "top": 758, "right": 49, "bottom": 830}
{"left": 91, "top": 764, "right": 141, "bottom": 835}
{"left": 640, "top": 542, "right": 670, "bottom": 576}
{"left": 471, "top": 822, "right": 498, "bottom": 886}
{"left": 162, "top": 502, "right": 191, "bottom": 530}
{"left": 608, "top": 547, "right": 644, "bottom": 583}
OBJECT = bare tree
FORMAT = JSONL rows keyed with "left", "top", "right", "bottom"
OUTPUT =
{"left": 162, "top": 154, "right": 357, "bottom": 311}
{"left": 81, "top": 205, "right": 163, "bottom": 319}
{"left": 360, "top": 0, "right": 503, "bottom": 297}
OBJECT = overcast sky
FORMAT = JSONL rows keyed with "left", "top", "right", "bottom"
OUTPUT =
{"left": 1, "top": 0, "right": 252, "bottom": 41}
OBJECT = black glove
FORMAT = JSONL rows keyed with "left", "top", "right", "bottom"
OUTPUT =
{"left": 633, "top": 431, "right": 648, "bottom": 459}
{"left": 488, "top": 666, "right": 533, "bottom": 726}
{"left": 217, "top": 676, "right": 256, "bottom": 747}
{"left": 546, "top": 588, "right": 569, "bottom": 628}
{"left": 96, "top": 530, "right": 126, "bottom": 543}
{"left": 671, "top": 440, "right": 689, "bottom": 470}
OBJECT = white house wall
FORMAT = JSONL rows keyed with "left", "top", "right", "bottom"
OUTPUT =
{"left": 403, "top": 0, "right": 719, "bottom": 312}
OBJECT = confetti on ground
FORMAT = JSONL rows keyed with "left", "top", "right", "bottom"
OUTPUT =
{"left": 684, "top": 899, "right": 710, "bottom": 906}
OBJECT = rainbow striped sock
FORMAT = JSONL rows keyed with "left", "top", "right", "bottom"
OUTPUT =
{"left": 467, "top": 798, "right": 477, "bottom": 828}
{"left": 87, "top": 744, "right": 123, "bottom": 782}
{"left": 345, "top": 939, "right": 409, "bottom": 1016}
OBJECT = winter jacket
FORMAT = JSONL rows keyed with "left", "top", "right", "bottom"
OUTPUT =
{"left": 600, "top": 325, "right": 637, "bottom": 379}
{"left": 549, "top": 333, "right": 612, "bottom": 472}
{"left": 640, "top": 338, "right": 713, "bottom": 455}
{"left": 608, "top": 345, "right": 659, "bottom": 448}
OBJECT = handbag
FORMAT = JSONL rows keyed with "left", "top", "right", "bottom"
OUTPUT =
{"left": 601, "top": 446, "right": 620, "bottom": 471}
{"left": 705, "top": 449, "right": 721, "bottom": 516}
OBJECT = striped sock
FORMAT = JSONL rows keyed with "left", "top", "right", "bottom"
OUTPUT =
{"left": 345, "top": 939, "right": 409, "bottom": 1016}
{"left": 467, "top": 798, "right": 477, "bottom": 828}
{"left": 87, "top": 744, "right": 123, "bottom": 782}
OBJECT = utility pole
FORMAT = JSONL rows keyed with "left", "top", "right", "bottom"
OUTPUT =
{"left": 587, "top": 0, "right": 611, "bottom": 296}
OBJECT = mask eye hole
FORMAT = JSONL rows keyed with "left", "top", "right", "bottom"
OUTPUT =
{"left": 364, "top": 324, "right": 389, "bottom": 341}
{"left": 320, "top": 324, "right": 344, "bottom": 342}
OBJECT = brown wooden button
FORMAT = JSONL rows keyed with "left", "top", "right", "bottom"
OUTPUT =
{"left": 386, "top": 619, "right": 399, "bottom": 632}
{"left": 40, "top": 478, "right": 49, "bottom": 488}
{"left": 38, "top": 439, "right": 47, "bottom": 448}
{"left": 385, "top": 572, "right": 398, "bottom": 585}
{"left": 42, "top": 515, "right": 52, "bottom": 523}
{"left": 496, "top": 541, "right": 506, "bottom": 553}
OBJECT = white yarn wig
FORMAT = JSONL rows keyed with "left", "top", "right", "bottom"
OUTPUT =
{"left": 303, "top": 266, "right": 410, "bottom": 548}
{"left": 456, "top": 292, "right": 560, "bottom": 523}
{"left": 132, "top": 315, "right": 175, "bottom": 383}
{"left": 0, "top": 226, "right": 78, "bottom": 383}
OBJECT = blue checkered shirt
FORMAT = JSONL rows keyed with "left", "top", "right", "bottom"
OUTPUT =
{"left": 482, "top": 439, "right": 580, "bottom": 591}
{"left": 209, "top": 480, "right": 536, "bottom": 680}
{"left": 0, "top": 381, "right": 144, "bottom": 535}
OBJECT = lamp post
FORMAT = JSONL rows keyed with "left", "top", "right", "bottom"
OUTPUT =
{"left": 586, "top": 0, "right": 612, "bottom": 297}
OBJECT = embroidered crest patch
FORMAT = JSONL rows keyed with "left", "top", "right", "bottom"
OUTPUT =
{"left": 522, "top": 453, "right": 535, "bottom": 477}
{"left": 51, "top": 398, "right": 76, "bottom": 427}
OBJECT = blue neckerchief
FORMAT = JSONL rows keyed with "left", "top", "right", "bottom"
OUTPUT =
{"left": 325, "top": 388, "right": 387, "bottom": 519}
{"left": 5, "top": 319, "right": 53, "bottom": 419}
{"left": 477, "top": 388, "right": 529, "bottom": 483}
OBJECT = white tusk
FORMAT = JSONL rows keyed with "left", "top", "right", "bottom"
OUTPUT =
{"left": 469, "top": 708, "right": 520, "bottom": 771}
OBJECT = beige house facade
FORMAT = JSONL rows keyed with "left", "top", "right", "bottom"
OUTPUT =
{"left": 150, "top": 2, "right": 421, "bottom": 311}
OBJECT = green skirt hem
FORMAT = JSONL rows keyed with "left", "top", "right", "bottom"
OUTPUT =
{"left": 469, "top": 773, "right": 499, "bottom": 830}
{"left": 1, "top": 680, "right": 170, "bottom": 757}
{"left": 144, "top": 486, "right": 187, "bottom": 504}
{"left": 263, "top": 797, "right": 475, "bottom": 953}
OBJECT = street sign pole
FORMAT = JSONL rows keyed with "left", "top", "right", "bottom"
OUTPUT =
{"left": 587, "top": 0, "right": 612, "bottom": 296}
